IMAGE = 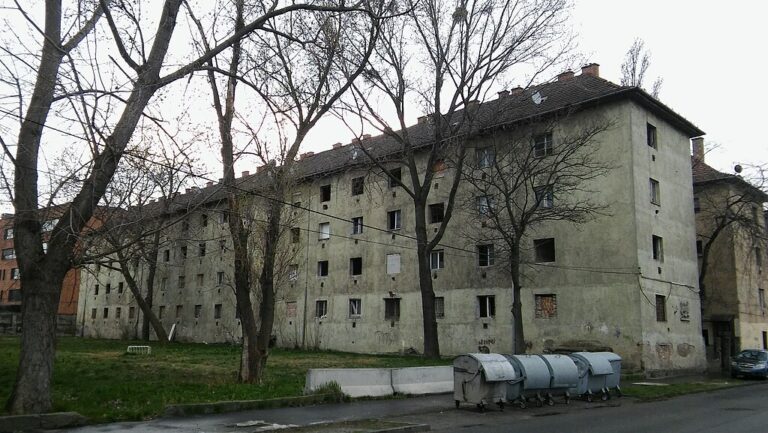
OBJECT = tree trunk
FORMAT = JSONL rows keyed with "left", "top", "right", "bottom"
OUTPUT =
{"left": 230, "top": 212, "right": 259, "bottom": 382}
{"left": 414, "top": 202, "right": 440, "bottom": 358}
{"left": 115, "top": 255, "right": 166, "bottom": 342}
{"left": 509, "top": 241, "right": 525, "bottom": 354}
{"left": 255, "top": 199, "right": 282, "bottom": 381}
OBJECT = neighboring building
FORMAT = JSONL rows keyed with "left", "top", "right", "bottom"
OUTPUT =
{"left": 692, "top": 141, "right": 768, "bottom": 371}
{"left": 0, "top": 210, "right": 83, "bottom": 334}
{"left": 78, "top": 65, "right": 707, "bottom": 374}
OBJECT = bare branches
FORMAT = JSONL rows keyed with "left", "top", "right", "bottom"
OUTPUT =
{"left": 620, "top": 37, "right": 663, "bottom": 98}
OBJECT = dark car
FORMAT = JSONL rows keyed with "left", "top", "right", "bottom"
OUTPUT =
{"left": 730, "top": 349, "right": 768, "bottom": 378}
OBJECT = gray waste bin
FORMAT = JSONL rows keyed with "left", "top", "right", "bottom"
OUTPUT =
{"left": 568, "top": 352, "right": 622, "bottom": 401}
{"left": 454, "top": 353, "right": 517, "bottom": 411}
{"left": 539, "top": 354, "right": 579, "bottom": 405}
{"left": 504, "top": 355, "right": 551, "bottom": 408}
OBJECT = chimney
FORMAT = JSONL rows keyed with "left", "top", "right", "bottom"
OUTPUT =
{"left": 581, "top": 63, "right": 600, "bottom": 77}
{"left": 206, "top": 181, "right": 213, "bottom": 187}
{"left": 497, "top": 90, "right": 509, "bottom": 99}
{"left": 332, "top": 142, "right": 343, "bottom": 149}
{"left": 417, "top": 115, "right": 428, "bottom": 124}
{"left": 692, "top": 137, "right": 705, "bottom": 162}
{"left": 557, "top": 70, "right": 574, "bottom": 81}
{"left": 362, "top": 134, "right": 371, "bottom": 140}
{"left": 241, "top": 171, "right": 250, "bottom": 177}
{"left": 510, "top": 86, "right": 524, "bottom": 95}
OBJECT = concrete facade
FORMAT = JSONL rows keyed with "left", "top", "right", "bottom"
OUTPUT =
{"left": 77, "top": 71, "right": 707, "bottom": 374}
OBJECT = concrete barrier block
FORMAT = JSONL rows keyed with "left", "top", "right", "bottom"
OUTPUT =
{"left": 306, "top": 368, "right": 394, "bottom": 398}
{"left": 391, "top": 366, "right": 453, "bottom": 395}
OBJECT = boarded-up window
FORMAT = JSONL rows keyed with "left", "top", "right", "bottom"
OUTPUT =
{"left": 386, "top": 253, "right": 401, "bottom": 274}
{"left": 535, "top": 294, "right": 557, "bottom": 319}
{"left": 286, "top": 301, "right": 297, "bottom": 318}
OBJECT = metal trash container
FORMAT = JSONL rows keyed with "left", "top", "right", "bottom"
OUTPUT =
{"left": 454, "top": 353, "right": 517, "bottom": 411}
{"left": 504, "top": 354, "right": 551, "bottom": 408}
{"left": 568, "top": 352, "right": 622, "bottom": 401}
{"left": 539, "top": 354, "right": 579, "bottom": 405}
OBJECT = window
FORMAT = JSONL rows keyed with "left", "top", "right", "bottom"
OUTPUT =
{"left": 161, "top": 277, "right": 168, "bottom": 291}
{"left": 118, "top": 282, "right": 124, "bottom": 294}
{"left": 198, "top": 243, "right": 206, "bottom": 257}
{"left": 106, "top": 283, "right": 111, "bottom": 294}
{"left": 219, "top": 212, "right": 229, "bottom": 224}
{"left": 351, "top": 217, "right": 364, "bottom": 235}
{"left": 534, "top": 238, "right": 556, "bottom": 262}
{"left": 164, "top": 249, "right": 170, "bottom": 262}
{"left": 655, "top": 294, "right": 667, "bottom": 321}
{"left": 535, "top": 294, "right": 557, "bottom": 318}
{"left": 41, "top": 219, "right": 58, "bottom": 232}
{"left": 350, "top": 257, "right": 362, "bottom": 276}
{"left": 478, "top": 244, "right": 494, "bottom": 267}
{"left": 159, "top": 305, "right": 166, "bottom": 319}
{"left": 388, "top": 210, "right": 401, "bottom": 230}
{"left": 291, "top": 227, "right": 301, "bottom": 243}
{"left": 384, "top": 298, "right": 401, "bottom": 321}
{"left": 429, "top": 203, "right": 445, "bottom": 224}
{"left": 533, "top": 132, "right": 553, "bottom": 157}
{"left": 759, "top": 289, "right": 765, "bottom": 311}
{"left": 178, "top": 275, "right": 186, "bottom": 289}
{"left": 388, "top": 168, "right": 402, "bottom": 188}
{"left": 42, "top": 242, "right": 48, "bottom": 254}
{"left": 219, "top": 239, "right": 226, "bottom": 252}
{"left": 129, "top": 306, "right": 136, "bottom": 319}
{"left": 95, "top": 284, "right": 99, "bottom": 295}
{"left": 752, "top": 206, "right": 759, "bottom": 223}
{"left": 320, "top": 184, "right": 331, "bottom": 202}
{"left": 2, "top": 248, "right": 15, "bottom": 260}
{"left": 201, "top": 214, "right": 208, "bottom": 227}
{"left": 289, "top": 264, "right": 299, "bottom": 281}
{"left": 315, "top": 300, "right": 328, "bottom": 318}
{"left": 650, "top": 178, "right": 660, "bottom": 205}
{"left": 652, "top": 235, "right": 664, "bottom": 262}
{"left": 181, "top": 219, "right": 190, "bottom": 232}
{"left": 91, "top": 308, "right": 97, "bottom": 319}
{"left": 478, "top": 295, "right": 495, "bottom": 318}
{"left": 476, "top": 147, "right": 495, "bottom": 168}
{"left": 386, "top": 253, "right": 401, "bottom": 275}
{"left": 647, "top": 123, "right": 657, "bottom": 149}
{"left": 349, "top": 298, "right": 362, "bottom": 318}
{"left": 757, "top": 247, "right": 763, "bottom": 268}
{"left": 8, "top": 289, "right": 20, "bottom": 301}
{"left": 103, "top": 307, "right": 109, "bottom": 319}
{"left": 10, "top": 268, "right": 19, "bottom": 280}
{"left": 317, "top": 260, "right": 329, "bottom": 277}
{"left": 534, "top": 185, "right": 554, "bottom": 209}
{"left": 435, "top": 297, "right": 445, "bottom": 319}
{"left": 217, "top": 271, "right": 225, "bottom": 285}
{"left": 196, "top": 273, "right": 204, "bottom": 288}
{"left": 693, "top": 197, "right": 700, "bottom": 213}
{"left": 3, "top": 228, "right": 12, "bottom": 240}
{"left": 430, "top": 250, "right": 444, "bottom": 270}
{"left": 214, "top": 304, "right": 222, "bottom": 319}
{"left": 696, "top": 240, "right": 703, "bottom": 257}
{"left": 477, "top": 195, "right": 494, "bottom": 216}
{"left": 351, "top": 176, "right": 364, "bottom": 195}
{"left": 318, "top": 222, "right": 330, "bottom": 240}
{"left": 176, "top": 305, "right": 183, "bottom": 319}
{"left": 180, "top": 246, "right": 187, "bottom": 259}
{"left": 194, "top": 304, "right": 202, "bottom": 319}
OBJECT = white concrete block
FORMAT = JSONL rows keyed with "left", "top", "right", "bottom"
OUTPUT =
{"left": 391, "top": 366, "right": 453, "bottom": 395}
{"left": 305, "top": 368, "right": 394, "bottom": 398}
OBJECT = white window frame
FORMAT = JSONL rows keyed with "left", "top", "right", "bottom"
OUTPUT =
{"left": 430, "top": 250, "right": 445, "bottom": 270}
{"left": 352, "top": 216, "right": 364, "bottom": 235}
{"left": 478, "top": 244, "right": 494, "bottom": 267}
{"left": 388, "top": 210, "right": 402, "bottom": 230}
{"left": 318, "top": 222, "right": 330, "bottom": 240}
{"left": 533, "top": 133, "right": 553, "bottom": 158}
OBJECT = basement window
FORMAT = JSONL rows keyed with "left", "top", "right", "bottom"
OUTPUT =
{"left": 478, "top": 295, "right": 495, "bottom": 318}
{"left": 534, "top": 238, "right": 556, "bottom": 262}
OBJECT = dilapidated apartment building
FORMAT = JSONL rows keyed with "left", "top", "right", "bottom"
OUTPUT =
{"left": 77, "top": 65, "right": 708, "bottom": 374}
{"left": 692, "top": 142, "right": 768, "bottom": 371}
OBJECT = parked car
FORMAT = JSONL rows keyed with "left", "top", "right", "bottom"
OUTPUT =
{"left": 730, "top": 349, "right": 768, "bottom": 378}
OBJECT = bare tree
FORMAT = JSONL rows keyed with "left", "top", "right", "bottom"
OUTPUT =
{"left": 1, "top": 0, "right": 375, "bottom": 414}
{"left": 462, "top": 114, "right": 612, "bottom": 354}
{"left": 191, "top": 0, "right": 382, "bottom": 383}
{"left": 620, "top": 38, "right": 663, "bottom": 98}
{"left": 341, "top": 0, "right": 574, "bottom": 357}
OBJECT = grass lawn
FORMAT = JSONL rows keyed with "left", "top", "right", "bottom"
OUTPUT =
{"left": 0, "top": 336, "right": 449, "bottom": 423}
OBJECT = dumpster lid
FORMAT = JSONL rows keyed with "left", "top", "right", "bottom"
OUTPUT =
{"left": 469, "top": 353, "right": 516, "bottom": 381}
{"left": 572, "top": 352, "right": 613, "bottom": 375}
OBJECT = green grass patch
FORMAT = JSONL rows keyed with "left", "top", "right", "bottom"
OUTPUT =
{"left": 0, "top": 336, "right": 448, "bottom": 423}
{"left": 622, "top": 380, "right": 748, "bottom": 401}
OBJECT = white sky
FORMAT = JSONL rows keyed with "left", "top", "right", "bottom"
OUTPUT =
{"left": 300, "top": 0, "right": 768, "bottom": 175}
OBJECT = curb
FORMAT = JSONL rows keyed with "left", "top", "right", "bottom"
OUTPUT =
{"left": 369, "top": 423, "right": 430, "bottom": 433}
{"left": 163, "top": 393, "right": 345, "bottom": 417}
{"left": 0, "top": 412, "right": 87, "bottom": 433}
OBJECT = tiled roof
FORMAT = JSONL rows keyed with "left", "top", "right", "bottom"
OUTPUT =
{"left": 152, "top": 73, "right": 706, "bottom": 215}
{"left": 692, "top": 157, "right": 768, "bottom": 200}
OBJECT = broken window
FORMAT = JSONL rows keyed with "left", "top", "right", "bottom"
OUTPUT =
{"left": 352, "top": 217, "right": 364, "bottom": 235}
{"left": 115, "top": 307, "right": 122, "bottom": 319}
{"left": 94, "top": 284, "right": 99, "bottom": 295}
{"left": 348, "top": 298, "right": 362, "bottom": 318}
{"left": 118, "top": 282, "right": 124, "bottom": 294}
{"left": 194, "top": 304, "right": 202, "bottom": 319}
{"left": 435, "top": 297, "right": 445, "bottom": 319}
{"left": 201, "top": 214, "right": 208, "bottom": 227}
{"left": 386, "top": 253, "right": 401, "bottom": 275}
{"left": 214, "top": 304, "right": 222, "bottom": 319}
{"left": 217, "top": 271, "right": 225, "bottom": 285}
{"left": 103, "top": 307, "right": 109, "bottom": 319}
{"left": 388, "top": 168, "right": 402, "bottom": 188}
{"left": 291, "top": 227, "right": 301, "bottom": 243}
{"left": 534, "top": 238, "right": 556, "bottom": 262}
{"left": 533, "top": 132, "right": 553, "bottom": 157}
{"left": 478, "top": 295, "right": 495, "bottom": 318}
{"left": 315, "top": 300, "right": 328, "bottom": 318}
{"left": 388, "top": 210, "right": 402, "bottom": 230}
{"left": 535, "top": 294, "right": 557, "bottom": 319}
{"left": 655, "top": 294, "right": 666, "bottom": 322}
{"left": 320, "top": 184, "right": 331, "bottom": 202}
{"left": 318, "top": 260, "right": 329, "bottom": 277}
{"left": 534, "top": 185, "right": 554, "bottom": 209}
{"left": 180, "top": 245, "right": 187, "bottom": 259}
{"left": 289, "top": 264, "right": 299, "bottom": 281}
{"left": 477, "top": 195, "right": 494, "bottom": 216}
{"left": 351, "top": 176, "right": 364, "bottom": 196}
{"left": 11, "top": 268, "right": 19, "bottom": 279}
{"left": 3, "top": 228, "right": 13, "bottom": 240}
{"left": 429, "top": 203, "right": 445, "bottom": 224}
{"left": 164, "top": 249, "right": 170, "bottom": 262}
{"left": 129, "top": 306, "right": 136, "bottom": 319}
{"left": 1, "top": 248, "right": 15, "bottom": 260}
{"left": 430, "top": 250, "right": 444, "bottom": 270}
{"left": 219, "top": 239, "right": 226, "bottom": 252}
{"left": 350, "top": 257, "right": 363, "bottom": 276}
{"left": 477, "top": 244, "right": 494, "bottom": 267}
{"left": 652, "top": 235, "right": 664, "bottom": 262}
{"left": 318, "top": 222, "right": 330, "bottom": 240}
{"left": 106, "top": 283, "right": 111, "bottom": 294}
{"left": 384, "top": 298, "right": 401, "bottom": 321}
{"left": 476, "top": 147, "right": 495, "bottom": 168}
{"left": 198, "top": 242, "right": 206, "bottom": 257}
{"left": 647, "top": 123, "right": 657, "bottom": 149}
{"left": 650, "top": 178, "right": 660, "bottom": 205}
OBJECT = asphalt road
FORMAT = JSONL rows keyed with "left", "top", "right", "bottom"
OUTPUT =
{"left": 56, "top": 382, "right": 768, "bottom": 433}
